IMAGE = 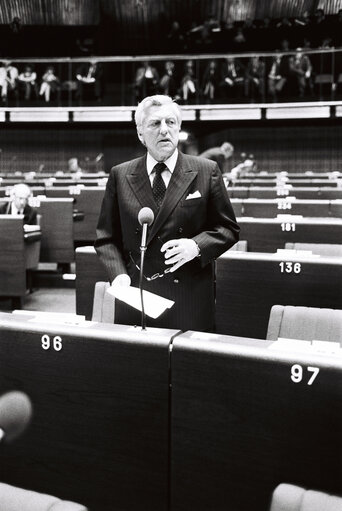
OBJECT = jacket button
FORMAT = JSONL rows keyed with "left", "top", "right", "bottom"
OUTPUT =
{"left": 178, "top": 227, "right": 183, "bottom": 233}
{"left": 174, "top": 279, "right": 179, "bottom": 284}
{"left": 135, "top": 228, "right": 140, "bottom": 234}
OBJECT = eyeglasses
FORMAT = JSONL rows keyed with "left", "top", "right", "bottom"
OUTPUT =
{"left": 129, "top": 252, "right": 172, "bottom": 281}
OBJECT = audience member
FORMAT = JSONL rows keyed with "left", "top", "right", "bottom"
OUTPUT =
{"left": 199, "top": 142, "right": 234, "bottom": 174}
{"left": 244, "top": 56, "right": 266, "bottom": 101}
{"left": 268, "top": 54, "right": 287, "bottom": 101}
{"left": 18, "top": 65, "right": 38, "bottom": 101}
{"left": 76, "top": 60, "right": 103, "bottom": 103}
{"left": 179, "top": 60, "right": 197, "bottom": 102}
{"left": 68, "top": 157, "right": 84, "bottom": 178}
{"left": 0, "top": 60, "right": 18, "bottom": 103}
{"left": 220, "top": 56, "right": 244, "bottom": 99}
{"left": 202, "top": 59, "right": 219, "bottom": 101}
{"left": 39, "top": 65, "right": 60, "bottom": 102}
{"left": 134, "top": 61, "right": 159, "bottom": 103}
{"left": 167, "top": 21, "right": 185, "bottom": 51}
{"left": 159, "top": 61, "right": 178, "bottom": 97}
{"left": 0, "top": 183, "right": 37, "bottom": 225}
{"left": 289, "top": 48, "right": 314, "bottom": 97}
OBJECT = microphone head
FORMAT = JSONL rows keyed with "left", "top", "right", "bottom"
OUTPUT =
{"left": 138, "top": 207, "right": 154, "bottom": 227}
{"left": 0, "top": 391, "right": 33, "bottom": 442}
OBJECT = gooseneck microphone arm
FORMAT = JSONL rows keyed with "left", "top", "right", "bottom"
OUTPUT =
{"left": 138, "top": 207, "right": 154, "bottom": 330}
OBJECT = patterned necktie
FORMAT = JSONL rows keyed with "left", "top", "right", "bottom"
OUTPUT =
{"left": 152, "top": 162, "right": 167, "bottom": 208}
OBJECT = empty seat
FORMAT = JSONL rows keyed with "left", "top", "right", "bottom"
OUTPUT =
{"left": 285, "top": 242, "right": 342, "bottom": 257}
{"left": 266, "top": 305, "right": 342, "bottom": 343}
{"left": 0, "top": 482, "right": 87, "bottom": 511}
{"left": 229, "top": 240, "right": 248, "bottom": 251}
{"left": 270, "top": 483, "right": 342, "bottom": 511}
{"left": 91, "top": 281, "right": 114, "bottom": 323}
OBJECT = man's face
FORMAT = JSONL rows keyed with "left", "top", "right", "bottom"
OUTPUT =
{"left": 138, "top": 104, "right": 181, "bottom": 162}
{"left": 13, "top": 186, "right": 30, "bottom": 211}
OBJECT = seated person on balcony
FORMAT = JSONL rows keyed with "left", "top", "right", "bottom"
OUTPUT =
{"left": 289, "top": 48, "right": 314, "bottom": 98}
{"left": 76, "top": 60, "right": 103, "bottom": 103}
{"left": 159, "top": 61, "right": 178, "bottom": 98}
{"left": 18, "top": 65, "right": 38, "bottom": 100}
{"left": 202, "top": 59, "right": 219, "bottom": 102}
{"left": 220, "top": 56, "right": 244, "bottom": 98}
{"left": 0, "top": 60, "right": 18, "bottom": 102}
{"left": 134, "top": 61, "right": 159, "bottom": 103}
{"left": 244, "top": 56, "right": 265, "bottom": 101}
{"left": 179, "top": 59, "right": 197, "bottom": 102}
{"left": 0, "top": 183, "right": 37, "bottom": 225}
{"left": 39, "top": 66, "right": 60, "bottom": 102}
{"left": 199, "top": 142, "right": 234, "bottom": 174}
{"left": 268, "top": 54, "right": 287, "bottom": 101}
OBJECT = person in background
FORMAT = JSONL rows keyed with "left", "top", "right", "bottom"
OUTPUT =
{"left": 244, "top": 56, "right": 265, "bottom": 101}
{"left": 68, "top": 157, "right": 84, "bottom": 178}
{"left": 220, "top": 56, "right": 244, "bottom": 99}
{"left": 95, "top": 94, "right": 239, "bottom": 332}
{"left": 0, "top": 60, "right": 18, "bottom": 103}
{"left": 134, "top": 61, "right": 159, "bottom": 103}
{"left": 18, "top": 65, "right": 38, "bottom": 101}
{"left": 0, "top": 183, "right": 37, "bottom": 225}
{"left": 202, "top": 59, "right": 220, "bottom": 102}
{"left": 289, "top": 48, "right": 314, "bottom": 98}
{"left": 199, "top": 141, "right": 234, "bottom": 174}
{"left": 159, "top": 61, "right": 178, "bottom": 98}
{"left": 179, "top": 59, "right": 197, "bottom": 102}
{"left": 76, "top": 60, "right": 103, "bottom": 103}
{"left": 39, "top": 65, "right": 60, "bottom": 102}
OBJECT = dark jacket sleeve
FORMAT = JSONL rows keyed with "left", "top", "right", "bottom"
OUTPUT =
{"left": 94, "top": 168, "right": 128, "bottom": 283}
{"left": 193, "top": 161, "right": 240, "bottom": 267}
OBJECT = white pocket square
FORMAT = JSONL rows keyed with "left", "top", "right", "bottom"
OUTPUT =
{"left": 185, "top": 190, "right": 201, "bottom": 200}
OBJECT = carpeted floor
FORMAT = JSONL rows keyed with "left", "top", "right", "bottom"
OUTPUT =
{"left": 0, "top": 288, "right": 76, "bottom": 314}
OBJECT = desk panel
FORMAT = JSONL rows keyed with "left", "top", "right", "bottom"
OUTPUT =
{"left": 215, "top": 252, "right": 342, "bottom": 339}
{"left": 75, "top": 246, "right": 108, "bottom": 319}
{"left": 238, "top": 217, "right": 342, "bottom": 252}
{"left": 0, "top": 313, "right": 175, "bottom": 511}
{"left": 171, "top": 333, "right": 342, "bottom": 511}
{"left": 231, "top": 199, "right": 336, "bottom": 218}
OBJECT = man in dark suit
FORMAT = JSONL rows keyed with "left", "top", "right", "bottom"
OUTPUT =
{"left": 95, "top": 95, "right": 239, "bottom": 332}
{"left": 199, "top": 141, "right": 234, "bottom": 174}
{"left": 0, "top": 183, "right": 37, "bottom": 225}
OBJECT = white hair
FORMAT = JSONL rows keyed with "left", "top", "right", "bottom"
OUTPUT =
{"left": 134, "top": 94, "right": 182, "bottom": 129}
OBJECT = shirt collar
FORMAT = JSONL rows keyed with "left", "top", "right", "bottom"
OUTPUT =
{"left": 146, "top": 148, "right": 178, "bottom": 176}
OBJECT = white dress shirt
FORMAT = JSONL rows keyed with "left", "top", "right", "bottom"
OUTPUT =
{"left": 146, "top": 149, "right": 178, "bottom": 188}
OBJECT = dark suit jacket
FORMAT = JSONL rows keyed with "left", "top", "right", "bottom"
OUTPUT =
{"left": 0, "top": 202, "right": 37, "bottom": 225}
{"left": 199, "top": 147, "right": 227, "bottom": 173}
{"left": 95, "top": 152, "right": 239, "bottom": 332}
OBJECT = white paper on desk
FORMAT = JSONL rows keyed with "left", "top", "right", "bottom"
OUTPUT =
{"left": 107, "top": 283, "right": 174, "bottom": 319}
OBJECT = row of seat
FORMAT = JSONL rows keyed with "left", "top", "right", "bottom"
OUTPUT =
{"left": 0, "top": 308, "right": 341, "bottom": 511}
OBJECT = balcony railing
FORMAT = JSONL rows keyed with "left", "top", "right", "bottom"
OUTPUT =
{"left": 0, "top": 48, "right": 341, "bottom": 108}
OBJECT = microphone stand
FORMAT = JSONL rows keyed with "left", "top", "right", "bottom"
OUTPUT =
{"left": 139, "top": 223, "right": 148, "bottom": 330}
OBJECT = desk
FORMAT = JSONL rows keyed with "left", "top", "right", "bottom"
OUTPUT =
{"left": 36, "top": 198, "right": 74, "bottom": 263}
{"left": 231, "top": 199, "right": 341, "bottom": 218}
{"left": 0, "top": 312, "right": 176, "bottom": 511}
{"left": 0, "top": 216, "right": 41, "bottom": 300}
{"left": 215, "top": 251, "right": 342, "bottom": 339}
{"left": 75, "top": 246, "right": 107, "bottom": 319}
{"left": 46, "top": 187, "right": 105, "bottom": 242}
{"left": 237, "top": 217, "right": 342, "bottom": 252}
{"left": 229, "top": 187, "right": 342, "bottom": 200}
{"left": 171, "top": 332, "right": 342, "bottom": 511}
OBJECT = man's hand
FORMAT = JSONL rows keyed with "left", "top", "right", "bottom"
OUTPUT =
{"left": 161, "top": 238, "right": 199, "bottom": 273}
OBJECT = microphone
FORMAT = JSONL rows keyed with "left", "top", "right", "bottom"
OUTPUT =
{"left": 137, "top": 207, "right": 154, "bottom": 330}
{"left": 138, "top": 207, "right": 154, "bottom": 250}
{"left": 0, "top": 391, "right": 33, "bottom": 443}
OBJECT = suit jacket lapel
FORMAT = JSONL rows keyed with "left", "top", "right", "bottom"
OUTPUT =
{"left": 126, "top": 155, "right": 156, "bottom": 211}
{"left": 147, "top": 152, "right": 198, "bottom": 244}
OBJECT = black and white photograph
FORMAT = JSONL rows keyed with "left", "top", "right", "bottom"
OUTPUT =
{"left": 0, "top": 1, "right": 341, "bottom": 510}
